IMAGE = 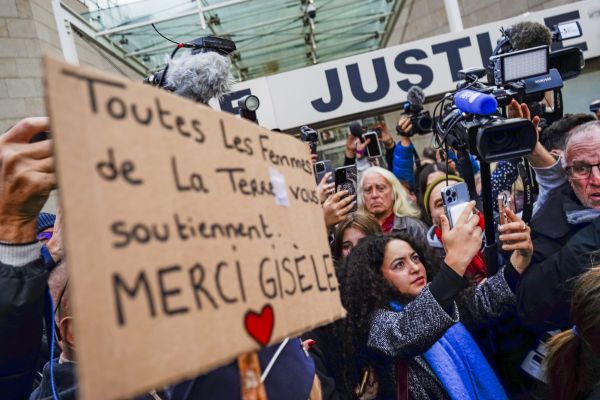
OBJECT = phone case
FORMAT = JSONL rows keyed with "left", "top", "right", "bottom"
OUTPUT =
{"left": 363, "top": 132, "right": 381, "bottom": 158}
{"left": 314, "top": 160, "right": 333, "bottom": 185}
{"left": 441, "top": 182, "right": 471, "bottom": 229}
{"left": 497, "top": 190, "right": 514, "bottom": 225}
{"left": 335, "top": 165, "right": 358, "bottom": 212}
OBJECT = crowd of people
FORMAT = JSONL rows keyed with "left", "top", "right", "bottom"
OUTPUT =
{"left": 2, "top": 21, "right": 600, "bottom": 400}
{"left": 2, "top": 102, "right": 600, "bottom": 400}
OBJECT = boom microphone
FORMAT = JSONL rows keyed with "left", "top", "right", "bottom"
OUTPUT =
{"left": 454, "top": 90, "right": 498, "bottom": 116}
{"left": 406, "top": 85, "right": 425, "bottom": 107}
{"left": 164, "top": 51, "right": 233, "bottom": 104}
{"left": 349, "top": 121, "right": 364, "bottom": 140}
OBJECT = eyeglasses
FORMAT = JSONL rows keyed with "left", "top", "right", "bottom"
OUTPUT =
{"left": 565, "top": 163, "right": 600, "bottom": 180}
{"left": 37, "top": 231, "right": 53, "bottom": 241}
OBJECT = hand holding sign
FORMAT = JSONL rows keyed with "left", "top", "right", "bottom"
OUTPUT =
{"left": 0, "top": 117, "right": 56, "bottom": 243}
{"left": 44, "top": 57, "right": 343, "bottom": 400}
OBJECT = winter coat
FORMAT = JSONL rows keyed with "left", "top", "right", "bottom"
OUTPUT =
{"left": 518, "top": 217, "right": 600, "bottom": 333}
{"left": 0, "top": 256, "right": 47, "bottom": 400}
{"left": 366, "top": 266, "right": 517, "bottom": 399}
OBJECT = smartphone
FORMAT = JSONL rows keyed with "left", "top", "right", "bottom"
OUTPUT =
{"left": 497, "top": 190, "right": 515, "bottom": 225}
{"left": 363, "top": 131, "right": 382, "bottom": 158}
{"left": 441, "top": 182, "right": 472, "bottom": 229}
{"left": 314, "top": 160, "right": 334, "bottom": 185}
{"left": 335, "top": 165, "right": 358, "bottom": 213}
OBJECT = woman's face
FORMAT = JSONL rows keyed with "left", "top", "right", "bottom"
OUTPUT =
{"left": 341, "top": 227, "right": 366, "bottom": 259}
{"left": 381, "top": 240, "right": 427, "bottom": 298}
{"left": 362, "top": 173, "right": 394, "bottom": 219}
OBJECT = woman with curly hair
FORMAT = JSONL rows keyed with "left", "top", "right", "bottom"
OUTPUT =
{"left": 306, "top": 213, "right": 382, "bottom": 399}
{"left": 340, "top": 202, "right": 533, "bottom": 399}
{"left": 545, "top": 267, "right": 600, "bottom": 400}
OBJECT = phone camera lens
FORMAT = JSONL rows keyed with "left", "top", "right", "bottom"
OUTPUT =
{"left": 446, "top": 189, "right": 452, "bottom": 196}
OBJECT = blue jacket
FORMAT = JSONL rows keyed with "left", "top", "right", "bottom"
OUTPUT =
{"left": 392, "top": 142, "right": 415, "bottom": 187}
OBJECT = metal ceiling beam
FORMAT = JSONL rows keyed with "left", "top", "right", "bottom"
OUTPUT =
{"left": 381, "top": 0, "right": 407, "bottom": 47}
{"left": 240, "top": 33, "right": 378, "bottom": 70}
{"left": 94, "top": 0, "right": 250, "bottom": 37}
{"left": 59, "top": 0, "right": 148, "bottom": 75}
{"left": 125, "top": 13, "right": 302, "bottom": 58}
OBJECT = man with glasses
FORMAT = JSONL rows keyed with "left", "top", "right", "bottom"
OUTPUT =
{"left": 527, "top": 120, "right": 600, "bottom": 262}
{"left": 517, "top": 120, "right": 600, "bottom": 333}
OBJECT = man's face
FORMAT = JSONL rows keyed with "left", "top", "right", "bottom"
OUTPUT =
{"left": 566, "top": 130, "right": 600, "bottom": 210}
{"left": 362, "top": 173, "right": 394, "bottom": 219}
{"left": 429, "top": 181, "right": 459, "bottom": 227}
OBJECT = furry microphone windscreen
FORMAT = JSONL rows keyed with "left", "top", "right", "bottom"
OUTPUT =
{"left": 510, "top": 21, "right": 552, "bottom": 51}
{"left": 407, "top": 85, "right": 425, "bottom": 106}
{"left": 165, "top": 51, "right": 233, "bottom": 104}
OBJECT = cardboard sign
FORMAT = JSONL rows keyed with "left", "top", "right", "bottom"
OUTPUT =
{"left": 43, "top": 57, "right": 344, "bottom": 400}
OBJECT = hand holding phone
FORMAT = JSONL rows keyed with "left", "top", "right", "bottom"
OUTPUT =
{"left": 440, "top": 201, "right": 483, "bottom": 277}
{"left": 334, "top": 165, "right": 357, "bottom": 213}
{"left": 498, "top": 207, "right": 533, "bottom": 273}
{"left": 314, "top": 160, "right": 333, "bottom": 185}
{"left": 362, "top": 131, "right": 382, "bottom": 158}
{"left": 441, "top": 182, "right": 472, "bottom": 229}
{"left": 497, "top": 190, "right": 515, "bottom": 225}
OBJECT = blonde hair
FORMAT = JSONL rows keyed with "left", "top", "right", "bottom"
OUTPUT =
{"left": 359, "top": 166, "right": 420, "bottom": 219}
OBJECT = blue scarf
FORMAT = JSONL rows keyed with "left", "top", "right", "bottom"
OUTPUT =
{"left": 390, "top": 301, "right": 507, "bottom": 400}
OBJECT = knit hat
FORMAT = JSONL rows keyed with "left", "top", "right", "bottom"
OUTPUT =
{"left": 36, "top": 212, "right": 56, "bottom": 234}
{"left": 423, "top": 175, "right": 464, "bottom": 216}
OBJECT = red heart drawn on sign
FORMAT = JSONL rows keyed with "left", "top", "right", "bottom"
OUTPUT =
{"left": 244, "top": 304, "right": 274, "bottom": 347}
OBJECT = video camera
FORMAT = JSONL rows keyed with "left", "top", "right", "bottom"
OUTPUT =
{"left": 401, "top": 86, "right": 433, "bottom": 136}
{"left": 300, "top": 125, "right": 319, "bottom": 155}
{"left": 434, "top": 20, "right": 585, "bottom": 163}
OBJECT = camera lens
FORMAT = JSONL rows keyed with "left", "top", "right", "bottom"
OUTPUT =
{"left": 417, "top": 115, "right": 433, "bottom": 131}
{"left": 316, "top": 163, "right": 325, "bottom": 173}
{"left": 446, "top": 189, "right": 452, "bottom": 196}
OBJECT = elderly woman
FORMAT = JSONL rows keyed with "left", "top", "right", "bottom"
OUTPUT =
{"left": 340, "top": 202, "right": 533, "bottom": 399}
{"left": 359, "top": 166, "right": 428, "bottom": 239}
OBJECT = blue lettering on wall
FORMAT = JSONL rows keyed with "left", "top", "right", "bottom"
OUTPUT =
{"left": 394, "top": 48, "right": 434, "bottom": 91}
{"left": 431, "top": 37, "right": 472, "bottom": 82}
{"left": 311, "top": 68, "right": 343, "bottom": 112}
{"left": 346, "top": 57, "right": 390, "bottom": 102}
{"left": 476, "top": 32, "right": 493, "bottom": 69}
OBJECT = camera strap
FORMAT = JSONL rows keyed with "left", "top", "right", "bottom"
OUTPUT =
{"left": 456, "top": 150, "right": 481, "bottom": 210}
{"left": 518, "top": 158, "right": 536, "bottom": 223}
{"left": 412, "top": 146, "right": 421, "bottom": 172}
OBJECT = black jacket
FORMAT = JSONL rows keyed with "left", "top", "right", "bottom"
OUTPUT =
{"left": 29, "top": 360, "right": 77, "bottom": 400}
{"left": 528, "top": 183, "right": 589, "bottom": 264}
{"left": 518, "top": 217, "right": 600, "bottom": 333}
{"left": 0, "top": 258, "right": 47, "bottom": 400}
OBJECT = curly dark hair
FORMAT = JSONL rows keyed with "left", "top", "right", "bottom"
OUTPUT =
{"left": 339, "top": 232, "right": 440, "bottom": 395}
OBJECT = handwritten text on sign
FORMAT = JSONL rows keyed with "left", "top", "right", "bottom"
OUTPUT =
{"left": 45, "top": 57, "right": 343, "bottom": 400}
